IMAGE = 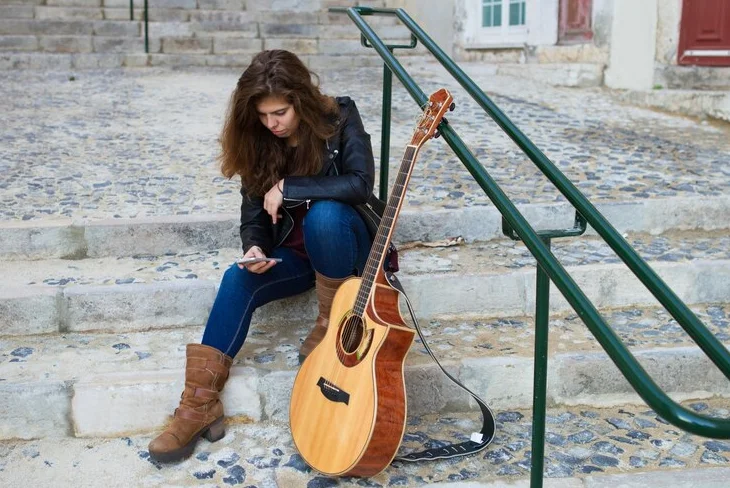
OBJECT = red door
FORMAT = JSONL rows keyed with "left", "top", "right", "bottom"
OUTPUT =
{"left": 558, "top": 0, "right": 593, "bottom": 44}
{"left": 678, "top": 0, "right": 730, "bottom": 66}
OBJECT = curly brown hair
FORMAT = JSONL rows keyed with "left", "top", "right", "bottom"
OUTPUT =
{"left": 219, "top": 50, "right": 339, "bottom": 196}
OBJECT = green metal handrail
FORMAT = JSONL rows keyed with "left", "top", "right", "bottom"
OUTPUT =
{"left": 144, "top": 0, "right": 149, "bottom": 53}
{"left": 331, "top": 5, "right": 730, "bottom": 487}
{"left": 129, "top": 0, "right": 150, "bottom": 54}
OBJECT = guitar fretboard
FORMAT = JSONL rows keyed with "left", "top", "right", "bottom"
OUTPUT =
{"left": 353, "top": 145, "right": 418, "bottom": 317}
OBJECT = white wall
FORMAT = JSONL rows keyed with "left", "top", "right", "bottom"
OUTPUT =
{"left": 592, "top": 0, "right": 614, "bottom": 47}
{"left": 604, "top": 0, "right": 658, "bottom": 90}
{"left": 529, "top": 0, "right": 559, "bottom": 46}
{"left": 655, "top": 0, "right": 682, "bottom": 66}
{"left": 386, "top": 0, "right": 455, "bottom": 57}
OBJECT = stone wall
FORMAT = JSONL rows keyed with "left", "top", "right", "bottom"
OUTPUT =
{"left": 0, "top": 0, "right": 427, "bottom": 69}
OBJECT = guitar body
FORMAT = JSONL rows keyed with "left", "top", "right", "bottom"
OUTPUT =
{"left": 290, "top": 276, "right": 415, "bottom": 477}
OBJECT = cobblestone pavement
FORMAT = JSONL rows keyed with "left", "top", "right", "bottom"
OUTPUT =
{"left": 1, "top": 400, "right": 728, "bottom": 487}
{"left": 2, "top": 230, "right": 725, "bottom": 289}
{"left": 0, "top": 63, "right": 728, "bottom": 222}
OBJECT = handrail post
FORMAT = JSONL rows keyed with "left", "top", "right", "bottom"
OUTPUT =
{"left": 129, "top": 0, "right": 133, "bottom": 20}
{"left": 531, "top": 237, "right": 551, "bottom": 488}
{"left": 504, "top": 215, "right": 582, "bottom": 487}
{"left": 379, "top": 52, "right": 393, "bottom": 202}
{"left": 144, "top": 0, "right": 149, "bottom": 54}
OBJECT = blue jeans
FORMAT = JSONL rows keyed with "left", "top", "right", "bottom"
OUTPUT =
{"left": 201, "top": 200, "right": 372, "bottom": 358}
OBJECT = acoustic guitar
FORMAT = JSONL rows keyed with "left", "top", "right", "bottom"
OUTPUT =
{"left": 289, "top": 88, "right": 454, "bottom": 477}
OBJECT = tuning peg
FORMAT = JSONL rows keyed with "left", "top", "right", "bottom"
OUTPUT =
{"left": 449, "top": 102, "right": 455, "bottom": 112}
{"left": 433, "top": 130, "right": 441, "bottom": 139}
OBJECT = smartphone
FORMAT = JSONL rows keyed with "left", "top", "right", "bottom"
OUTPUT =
{"left": 237, "top": 257, "right": 283, "bottom": 265}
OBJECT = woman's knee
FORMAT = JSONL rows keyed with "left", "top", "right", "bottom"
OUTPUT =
{"left": 219, "top": 263, "right": 259, "bottom": 301}
{"left": 303, "top": 201, "right": 370, "bottom": 277}
{"left": 221, "top": 263, "right": 245, "bottom": 285}
{"left": 304, "top": 200, "right": 349, "bottom": 230}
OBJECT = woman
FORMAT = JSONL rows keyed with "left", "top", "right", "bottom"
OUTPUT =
{"left": 148, "top": 50, "right": 378, "bottom": 463}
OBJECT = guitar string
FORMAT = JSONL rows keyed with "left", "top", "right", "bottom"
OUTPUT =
{"left": 352, "top": 148, "right": 415, "bottom": 314}
{"left": 330, "top": 147, "right": 417, "bottom": 387}
{"left": 328, "top": 150, "right": 410, "bottom": 385}
{"left": 327, "top": 101, "right": 444, "bottom": 389}
{"left": 337, "top": 142, "right": 422, "bottom": 372}
{"left": 344, "top": 105, "right": 437, "bottom": 320}
{"left": 330, "top": 131, "right": 441, "bottom": 396}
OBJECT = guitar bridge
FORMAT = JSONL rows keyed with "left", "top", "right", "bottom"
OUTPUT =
{"left": 316, "top": 377, "right": 350, "bottom": 405}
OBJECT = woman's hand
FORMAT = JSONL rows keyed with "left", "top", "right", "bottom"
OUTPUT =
{"left": 264, "top": 179, "right": 285, "bottom": 224}
{"left": 238, "top": 246, "right": 278, "bottom": 274}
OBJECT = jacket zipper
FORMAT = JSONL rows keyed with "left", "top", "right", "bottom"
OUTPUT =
{"left": 282, "top": 145, "right": 337, "bottom": 208}
{"left": 282, "top": 198, "right": 310, "bottom": 209}
{"left": 274, "top": 207, "right": 294, "bottom": 249}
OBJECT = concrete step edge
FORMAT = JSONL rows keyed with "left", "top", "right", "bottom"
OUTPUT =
{"left": 3, "top": 345, "right": 728, "bottom": 439}
{"left": 430, "top": 467, "right": 730, "bottom": 488}
{"left": 2, "top": 301, "right": 726, "bottom": 387}
{"left": 1, "top": 258, "right": 729, "bottom": 336}
{"left": 2, "top": 195, "right": 729, "bottom": 260}
{"left": 0, "top": 50, "right": 431, "bottom": 68}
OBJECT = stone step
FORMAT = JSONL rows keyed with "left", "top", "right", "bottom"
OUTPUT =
{"left": 0, "top": 50, "right": 131, "bottom": 68}
{"left": 0, "top": 3, "right": 402, "bottom": 23}
{"left": 0, "top": 5, "right": 34, "bottom": 18}
{"left": 0, "top": 12, "right": 407, "bottom": 37}
{"left": 2, "top": 196, "right": 728, "bottom": 260}
{"left": 107, "top": 0, "right": 246, "bottom": 11}
{"left": 464, "top": 62, "right": 606, "bottom": 88}
{"left": 0, "top": 20, "right": 141, "bottom": 36}
{"left": 655, "top": 65, "right": 730, "bottom": 91}
{"left": 3, "top": 31, "right": 420, "bottom": 55}
{"left": 1, "top": 300, "right": 728, "bottom": 439}
{"left": 0, "top": 18, "right": 97, "bottom": 35}
{"left": 612, "top": 88, "right": 730, "bottom": 124}
{"left": 1, "top": 230, "right": 728, "bottom": 336}
{"left": 0, "top": 49, "right": 428, "bottom": 69}
{"left": 0, "top": 34, "right": 153, "bottom": 54}
{"left": 0, "top": 0, "right": 45, "bottom": 5}
{"left": 1, "top": 397, "right": 729, "bottom": 487}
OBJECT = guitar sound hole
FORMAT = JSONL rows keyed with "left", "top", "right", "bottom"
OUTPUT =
{"left": 341, "top": 315, "right": 364, "bottom": 354}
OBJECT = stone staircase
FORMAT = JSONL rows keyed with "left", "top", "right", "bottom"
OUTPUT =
{"left": 2, "top": 221, "right": 730, "bottom": 485}
{"left": 0, "top": 0, "right": 430, "bottom": 69}
{"left": 1, "top": 65, "right": 730, "bottom": 485}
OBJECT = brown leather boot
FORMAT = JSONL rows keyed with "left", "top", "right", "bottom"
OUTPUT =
{"left": 148, "top": 344, "right": 233, "bottom": 463}
{"left": 299, "top": 272, "right": 349, "bottom": 364}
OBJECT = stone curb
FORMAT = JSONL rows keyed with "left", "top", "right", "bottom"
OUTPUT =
{"left": 429, "top": 466, "right": 730, "bottom": 487}
{"left": 496, "top": 63, "right": 605, "bottom": 88}
{"left": 1, "top": 258, "right": 728, "bottom": 336}
{"left": 71, "top": 367, "right": 261, "bottom": 437}
{"left": 1, "top": 195, "right": 729, "bottom": 260}
{"left": 613, "top": 88, "right": 730, "bottom": 123}
{"left": 4, "top": 345, "right": 729, "bottom": 439}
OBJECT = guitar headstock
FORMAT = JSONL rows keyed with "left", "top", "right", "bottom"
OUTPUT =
{"left": 409, "top": 88, "right": 454, "bottom": 149}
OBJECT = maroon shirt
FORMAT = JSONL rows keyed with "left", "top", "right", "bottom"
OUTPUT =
{"left": 281, "top": 203, "right": 309, "bottom": 259}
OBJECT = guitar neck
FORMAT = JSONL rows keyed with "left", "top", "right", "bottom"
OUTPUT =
{"left": 353, "top": 145, "right": 419, "bottom": 317}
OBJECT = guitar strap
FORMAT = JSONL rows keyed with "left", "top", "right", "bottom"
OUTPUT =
{"left": 384, "top": 270, "right": 496, "bottom": 462}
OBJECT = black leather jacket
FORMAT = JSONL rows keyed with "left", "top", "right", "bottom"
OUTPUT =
{"left": 239, "top": 96, "right": 376, "bottom": 255}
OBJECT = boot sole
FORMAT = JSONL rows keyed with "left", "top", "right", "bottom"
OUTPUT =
{"left": 149, "top": 416, "right": 226, "bottom": 463}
